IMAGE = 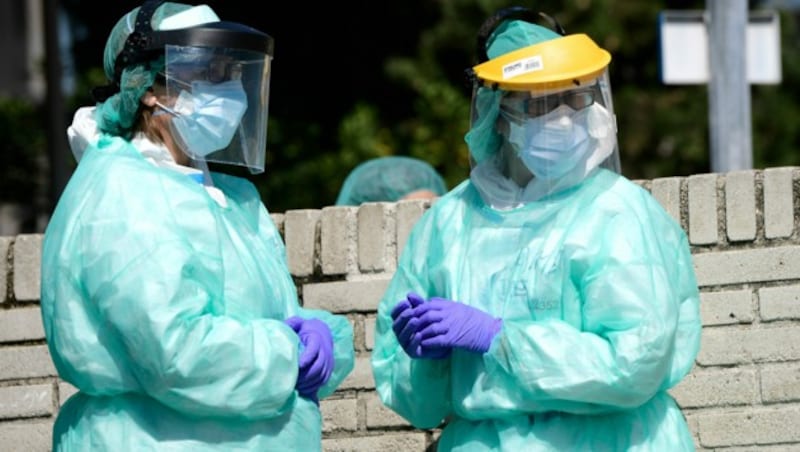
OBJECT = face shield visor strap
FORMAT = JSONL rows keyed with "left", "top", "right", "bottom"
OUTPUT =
{"left": 91, "top": 0, "right": 166, "bottom": 102}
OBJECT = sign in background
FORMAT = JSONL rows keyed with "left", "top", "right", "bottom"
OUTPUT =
{"left": 659, "top": 10, "right": 781, "bottom": 85}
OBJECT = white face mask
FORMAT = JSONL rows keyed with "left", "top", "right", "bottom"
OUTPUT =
{"left": 506, "top": 104, "right": 611, "bottom": 180}
{"left": 162, "top": 80, "right": 249, "bottom": 158}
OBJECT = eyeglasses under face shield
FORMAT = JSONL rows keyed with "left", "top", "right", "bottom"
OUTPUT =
{"left": 498, "top": 83, "right": 604, "bottom": 124}
{"left": 489, "top": 71, "right": 621, "bottom": 176}
{"left": 159, "top": 49, "right": 246, "bottom": 84}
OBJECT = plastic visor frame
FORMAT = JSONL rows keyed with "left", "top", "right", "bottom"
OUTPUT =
{"left": 112, "top": 21, "right": 274, "bottom": 85}
{"left": 469, "top": 34, "right": 611, "bottom": 91}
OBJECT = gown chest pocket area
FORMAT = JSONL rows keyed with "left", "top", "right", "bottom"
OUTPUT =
{"left": 502, "top": 248, "right": 577, "bottom": 322}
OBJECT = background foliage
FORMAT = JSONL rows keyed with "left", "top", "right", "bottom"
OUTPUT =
{"left": 1, "top": 0, "right": 798, "bottom": 216}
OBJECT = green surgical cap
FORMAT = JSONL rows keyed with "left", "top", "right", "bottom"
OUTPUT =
{"left": 485, "top": 20, "right": 562, "bottom": 59}
{"left": 95, "top": 2, "right": 199, "bottom": 137}
{"left": 335, "top": 157, "right": 447, "bottom": 206}
{"left": 465, "top": 20, "right": 562, "bottom": 164}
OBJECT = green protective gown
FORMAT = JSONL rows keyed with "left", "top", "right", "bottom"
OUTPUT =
{"left": 40, "top": 135, "right": 354, "bottom": 451}
{"left": 371, "top": 168, "right": 701, "bottom": 451}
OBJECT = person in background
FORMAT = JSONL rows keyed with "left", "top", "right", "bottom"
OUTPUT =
{"left": 40, "top": 1, "right": 354, "bottom": 450}
{"left": 335, "top": 156, "right": 448, "bottom": 205}
{"left": 371, "top": 6, "right": 701, "bottom": 451}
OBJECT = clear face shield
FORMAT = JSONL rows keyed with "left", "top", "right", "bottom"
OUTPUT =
{"left": 158, "top": 45, "right": 271, "bottom": 174}
{"left": 464, "top": 14, "right": 619, "bottom": 204}
{"left": 486, "top": 69, "right": 620, "bottom": 184}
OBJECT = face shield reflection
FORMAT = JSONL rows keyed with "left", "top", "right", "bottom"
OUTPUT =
{"left": 160, "top": 45, "right": 272, "bottom": 174}
{"left": 498, "top": 84, "right": 603, "bottom": 124}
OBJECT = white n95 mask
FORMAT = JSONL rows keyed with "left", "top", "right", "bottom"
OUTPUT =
{"left": 506, "top": 103, "right": 611, "bottom": 180}
{"left": 169, "top": 79, "right": 248, "bottom": 157}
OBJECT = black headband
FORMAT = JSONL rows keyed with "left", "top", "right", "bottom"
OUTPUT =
{"left": 91, "top": 0, "right": 166, "bottom": 102}
{"left": 112, "top": 0, "right": 168, "bottom": 85}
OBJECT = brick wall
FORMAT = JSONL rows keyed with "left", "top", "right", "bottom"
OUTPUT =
{"left": 2, "top": 167, "right": 800, "bottom": 451}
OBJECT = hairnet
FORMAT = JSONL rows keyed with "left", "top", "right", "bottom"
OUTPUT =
{"left": 464, "top": 21, "right": 562, "bottom": 164}
{"left": 335, "top": 156, "right": 447, "bottom": 205}
{"left": 95, "top": 2, "right": 210, "bottom": 137}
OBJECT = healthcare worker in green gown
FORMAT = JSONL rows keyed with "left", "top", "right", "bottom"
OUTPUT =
{"left": 40, "top": 1, "right": 354, "bottom": 450}
{"left": 335, "top": 156, "right": 448, "bottom": 206}
{"left": 371, "top": 6, "right": 701, "bottom": 451}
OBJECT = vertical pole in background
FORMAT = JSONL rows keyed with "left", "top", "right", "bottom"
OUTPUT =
{"left": 44, "top": 0, "right": 69, "bottom": 218}
{"left": 707, "top": 0, "right": 752, "bottom": 172}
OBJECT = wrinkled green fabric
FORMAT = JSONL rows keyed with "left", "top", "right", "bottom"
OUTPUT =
{"left": 95, "top": 2, "right": 192, "bottom": 137}
{"left": 464, "top": 88, "right": 503, "bottom": 165}
{"left": 371, "top": 169, "right": 701, "bottom": 451}
{"left": 335, "top": 156, "right": 447, "bottom": 205}
{"left": 40, "top": 136, "right": 354, "bottom": 451}
{"left": 95, "top": 63, "right": 163, "bottom": 138}
{"left": 465, "top": 21, "right": 561, "bottom": 165}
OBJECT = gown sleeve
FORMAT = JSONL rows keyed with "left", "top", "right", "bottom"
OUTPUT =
{"left": 370, "top": 212, "right": 453, "bottom": 429}
{"left": 291, "top": 307, "right": 355, "bottom": 400}
{"left": 256, "top": 200, "right": 355, "bottom": 401}
{"left": 79, "top": 226, "right": 303, "bottom": 420}
{"left": 477, "top": 205, "right": 701, "bottom": 414}
{"left": 71, "top": 164, "right": 306, "bottom": 421}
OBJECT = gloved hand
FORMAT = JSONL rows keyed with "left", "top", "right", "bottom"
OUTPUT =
{"left": 285, "top": 316, "right": 335, "bottom": 404}
{"left": 390, "top": 292, "right": 451, "bottom": 359}
{"left": 412, "top": 297, "right": 502, "bottom": 354}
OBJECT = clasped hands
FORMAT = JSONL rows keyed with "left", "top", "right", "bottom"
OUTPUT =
{"left": 284, "top": 316, "right": 335, "bottom": 405}
{"left": 390, "top": 292, "right": 502, "bottom": 359}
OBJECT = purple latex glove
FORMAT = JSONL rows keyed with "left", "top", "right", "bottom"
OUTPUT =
{"left": 412, "top": 297, "right": 502, "bottom": 354}
{"left": 390, "top": 292, "right": 450, "bottom": 359}
{"left": 285, "top": 316, "right": 335, "bottom": 404}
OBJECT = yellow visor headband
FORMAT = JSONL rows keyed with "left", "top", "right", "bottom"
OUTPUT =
{"left": 469, "top": 34, "right": 611, "bottom": 91}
